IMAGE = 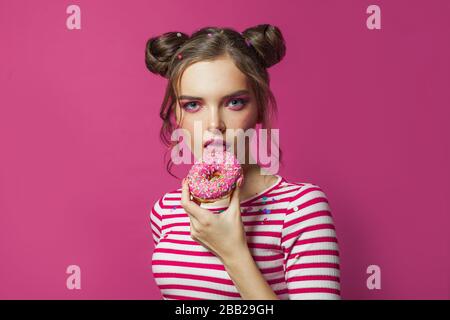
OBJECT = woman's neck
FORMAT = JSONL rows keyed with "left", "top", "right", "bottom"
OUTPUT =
{"left": 241, "top": 163, "right": 260, "bottom": 177}
{"left": 240, "top": 163, "right": 277, "bottom": 201}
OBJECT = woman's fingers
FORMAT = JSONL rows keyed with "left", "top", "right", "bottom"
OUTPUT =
{"left": 181, "top": 178, "right": 198, "bottom": 218}
{"left": 181, "top": 178, "right": 209, "bottom": 223}
{"left": 228, "top": 179, "right": 242, "bottom": 211}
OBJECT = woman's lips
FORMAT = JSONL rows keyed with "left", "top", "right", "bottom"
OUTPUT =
{"left": 203, "top": 138, "right": 230, "bottom": 150}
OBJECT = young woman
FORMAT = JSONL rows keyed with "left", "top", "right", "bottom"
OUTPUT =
{"left": 145, "top": 25, "right": 341, "bottom": 300}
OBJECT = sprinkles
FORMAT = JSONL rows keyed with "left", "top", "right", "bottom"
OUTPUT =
{"left": 186, "top": 146, "right": 243, "bottom": 203}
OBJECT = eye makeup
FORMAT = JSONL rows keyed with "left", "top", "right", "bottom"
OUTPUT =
{"left": 179, "top": 96, "right": 250, "bottom": 113}
{"left": 181, "top": 101, "right": 201, "bottom": 112}
{"left": 226, "top": 96, "right": 249, "bottom": 110}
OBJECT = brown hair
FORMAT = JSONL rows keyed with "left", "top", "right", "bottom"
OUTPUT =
{"left": 145, "top": 24, "right": 286, "bottom": 179}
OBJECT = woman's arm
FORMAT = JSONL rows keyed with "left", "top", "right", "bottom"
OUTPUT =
{"left": 222, "top": 247, "right": 280, "bottom": 300}
{"left": 181, "top": 178, "right": 279, "bottom": 299}
{"left": 282, "top": 184, "right": 341, "bottom": 299}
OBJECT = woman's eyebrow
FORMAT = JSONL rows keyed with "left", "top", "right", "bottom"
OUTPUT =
{"left": 178, "top": 89, "right": 250, "bottom": 101}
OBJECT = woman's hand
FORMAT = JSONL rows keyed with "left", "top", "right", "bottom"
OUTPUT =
{"left": 181, "top": 177, "right": 248, "bottom": 264}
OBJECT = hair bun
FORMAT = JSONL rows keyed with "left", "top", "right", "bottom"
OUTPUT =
{"left": 242, "top": 24, "right": 286, "bottom": 68}
{"left": 145, "top": 32, "right": 188, "bottom": 78}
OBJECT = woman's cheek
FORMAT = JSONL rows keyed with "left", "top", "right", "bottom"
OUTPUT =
{"left": 237, "top": 106, "right": 258, "bottom": 129}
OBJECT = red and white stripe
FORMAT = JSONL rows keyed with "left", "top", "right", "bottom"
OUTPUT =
{"left": 149, "top": 176, "right": 341, "bottom": 300}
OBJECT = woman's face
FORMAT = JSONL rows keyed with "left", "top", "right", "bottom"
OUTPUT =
{"left": 175, "top": 55, "right": 259, "bottom": 162}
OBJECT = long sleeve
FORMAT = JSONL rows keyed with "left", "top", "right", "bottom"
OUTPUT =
{"left": 150, "top": 196, "right": 164, "bottom": 247}
{"left": 281, "top": 183, "right": 341, "bottom": 299}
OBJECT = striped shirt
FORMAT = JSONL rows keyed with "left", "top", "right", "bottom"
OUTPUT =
{"left": 149, "top": 175, "right": 341, "bottom": 300}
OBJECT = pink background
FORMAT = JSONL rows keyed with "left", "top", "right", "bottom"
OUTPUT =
{"left": 0, "top": 0, "right": 449, "bottom": 299}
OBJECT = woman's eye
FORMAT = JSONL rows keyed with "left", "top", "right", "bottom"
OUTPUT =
{"left": 227, "top": 98, "right": 248, "bottom": 110}
{"left": 182, "top": 102, "right": 200, "bottom": 112}
{"left": 181, "top": 98, "right": 248, "bottom": 112}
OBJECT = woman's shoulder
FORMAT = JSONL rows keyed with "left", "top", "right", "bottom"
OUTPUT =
{"left": 277, "top": 175, "right": 318, "bottom": 193}
{"left": 151, "top": 187, "right": 183, "bottom": 210}
{"left": 149, "top": 188, "right": 183, "bottom": 227}
{"left": 277, "top": 176, "right": 330, "bottom": 208}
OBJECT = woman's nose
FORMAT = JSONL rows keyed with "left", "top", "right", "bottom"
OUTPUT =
{"left": 206, "top": 107, "right": 226, "bottom": 133}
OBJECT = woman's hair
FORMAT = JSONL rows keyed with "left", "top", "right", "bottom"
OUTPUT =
{"left": 145, "top": 24, "right": 286, "bottom": 178}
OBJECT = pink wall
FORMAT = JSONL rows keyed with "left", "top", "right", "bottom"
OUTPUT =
{"left": 0, "top": 0, "right": 448, "bottom": 299}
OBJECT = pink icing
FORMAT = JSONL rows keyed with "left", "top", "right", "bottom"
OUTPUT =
{"left": 187, "top": 146, "right": 243, "bottom": 201}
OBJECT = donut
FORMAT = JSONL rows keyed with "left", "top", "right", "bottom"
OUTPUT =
{"left": 186, "top": 146, "right": 243, "bottom": 203}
